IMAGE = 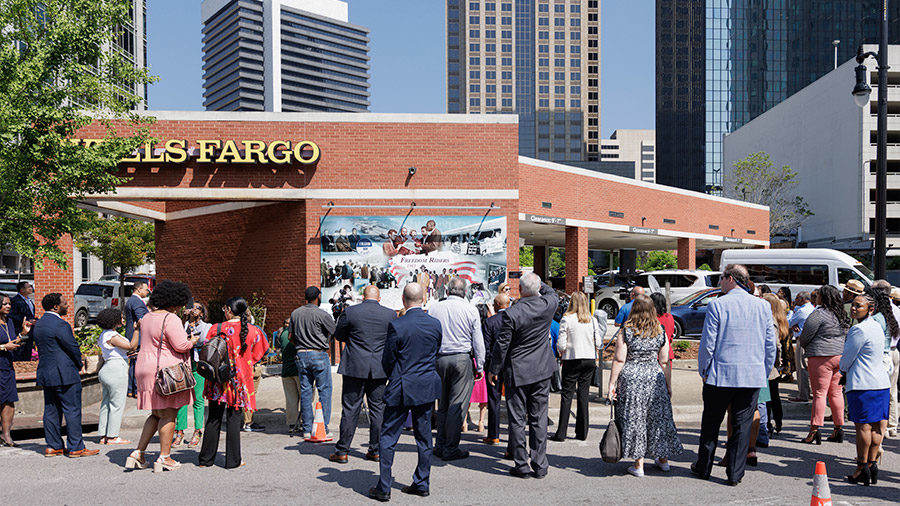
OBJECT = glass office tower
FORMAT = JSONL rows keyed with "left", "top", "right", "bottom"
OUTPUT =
{"left": 448, "top": 0, "right": 601, "bottom": 162}
{"left": 657, "top": 0, "right": 900, "bottom": 193}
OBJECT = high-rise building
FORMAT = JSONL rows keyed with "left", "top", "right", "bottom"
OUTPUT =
{"left": 656, "top": 0, "right": 900, "bottom": 193}
{"left": 117, "top": 0, "right": 148, "bottom": 110}
{"left": 447, "top": 0, "right": 600, "bottom": 162}
{"left": 600, "top": 129, "right": 656, "bottom": 183}
{"left": 201, "top": 0, "right": 371, "bottom": 112}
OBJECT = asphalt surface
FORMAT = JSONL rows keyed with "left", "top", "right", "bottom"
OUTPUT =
{"left": 4, "top": 407, "right": 898, "bottom": 505}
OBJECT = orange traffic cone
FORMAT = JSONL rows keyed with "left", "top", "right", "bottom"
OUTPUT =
{"left": 810, "top": 461, "right": 832, "bottom": 506}
{"left": 304, "top": 401, "right": 332, "bottom": 443}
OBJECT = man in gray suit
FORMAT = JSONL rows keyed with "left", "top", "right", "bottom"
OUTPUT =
{"left": 330, "top": 285, "right": 397, "bottom": 463}
{"left": 487, "top": 272, "right": 558, "bottom": 478}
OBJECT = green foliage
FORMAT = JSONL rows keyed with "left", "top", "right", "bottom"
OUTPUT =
{"left": 639, "top": 250, "right": 678, "bottom": 271}
{"left": 75, "top": 215, "right": 155, "bottom": 294}
{"left": 207, "top": 288, "right": 268, "bottom": 331}
{"left": 518, "top": 246, "right": 534, "bottom": 267}
{"left": 724, "top": 152, "right": 813, "bottom": 237}
{"left": 549, "top": 248, "right": 565, "bottom": 277}
{"left": 698, "top": 263, "right": 713, "bottom": 271}
{"left": 74, "top": 325, "right": 101, "bottom": 355}
{"left": 0, "top": 0, "right": 156, "bottom": 268}
{"left": 674, "top": 340, "right": 691, "bottom": 353}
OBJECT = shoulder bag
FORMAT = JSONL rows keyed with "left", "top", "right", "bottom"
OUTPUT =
{"left": 599, "top": 402, "right": 623, "bottom": 463}
{"left": 155, "top": 313, "right": 197, "bottom": 396}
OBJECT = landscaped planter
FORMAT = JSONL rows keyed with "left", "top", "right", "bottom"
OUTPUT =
{"left": 13, "top": 360, "right": 101, "bottom": 416}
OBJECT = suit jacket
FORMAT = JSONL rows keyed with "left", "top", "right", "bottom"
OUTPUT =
{"left": 699, "top": 287, "right": 777, "bottom": 389}
{"left": 483, "top": 310, "right": 505, "bottom": 372}
{"left": 420, "top": 229, "right": 443, "bottom": 254}
{"left": 335, "top": 299, "right": 397, "bottom": 379}
{"left": 8, "top": 293, "right": 35, "bottom": 336}
{"left": 124, "top": 294, "right": 149, "bottom": 341}
{"left": 382, "top": 308, "right": 442, "bottom": 407}
{"left": 489, "top": 283, "right": 558, "bottom": 386}
{"left": 33, "top": 313, "right": 82, "bottom": 387}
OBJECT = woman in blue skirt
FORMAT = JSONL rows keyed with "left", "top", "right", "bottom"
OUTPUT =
{"left": 840, "top": 293, "right": 891, "bottom": 486}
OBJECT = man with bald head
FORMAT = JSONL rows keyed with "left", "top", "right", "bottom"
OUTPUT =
{"left": 614, "top": 286, "right": 645, "bottom": 327}
{"left": 330, "top": 285, "right": 398, "bottom": 464}
{"left": 482, "top": 293, "right": 511, "bottom": 445}
{"left": 369, "top": 282, "right": 443, "bottom": 501}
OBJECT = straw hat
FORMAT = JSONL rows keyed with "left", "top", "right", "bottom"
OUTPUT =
{"left": 842, "top": 279, "right": 865, "bottom": 296}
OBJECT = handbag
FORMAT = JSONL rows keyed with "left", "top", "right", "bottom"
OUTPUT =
{"left": 599, "top": 402, "right": 623, "bottom": 463}
{"left": 154, "top": 314, "right": 196, "bottom": 396}
{"left": 550, "top": 360, "right": 562, "bottom": 393}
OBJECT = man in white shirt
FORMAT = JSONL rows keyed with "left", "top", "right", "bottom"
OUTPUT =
{"left": 787, "top": 292, "right": 814, "bottom": 402}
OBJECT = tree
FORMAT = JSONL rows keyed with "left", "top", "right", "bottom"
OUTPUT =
{"left": 518, "top": 246, "right": 533, "bottom": 267}
{"left": 75, "top": 215, "right": 154, "bottom": 297}
{"left": 639, "top": 250, "right": 678, "bottom": 271}
{"left": 723, "top": 152, "right": 812, "bottom": 237}
{"left": 0, "top": 0, "right": 155, "bottom": 268}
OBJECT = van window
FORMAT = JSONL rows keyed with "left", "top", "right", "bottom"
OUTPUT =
{"left": 837, "top": 268, "right": 869, "bottom": 287}
{"left": 745, "top": 264, "right": 828, "bottom": 286}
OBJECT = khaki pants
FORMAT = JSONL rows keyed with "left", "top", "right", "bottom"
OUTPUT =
{"left": 794, "top": 342, "right": 810, "bottom": 400}
{"left": 243, "top": 364, "right": 264, "bottom": 425}
{"left": 282, "top": 375, "right": 301, "bottom": 426}
{"left": 889, "top": 348, "right": 899, "bottom": 430}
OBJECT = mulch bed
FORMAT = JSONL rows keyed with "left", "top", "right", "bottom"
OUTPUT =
{"left": 600, "top": 340, "right": 699, "bottom": 361}
{"left": 12, "top": 361, "right": 38, "bottom": 375}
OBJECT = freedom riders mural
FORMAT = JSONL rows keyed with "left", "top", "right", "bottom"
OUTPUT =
{"left": 320, "top": 215, "right": 507, "bottom": 313}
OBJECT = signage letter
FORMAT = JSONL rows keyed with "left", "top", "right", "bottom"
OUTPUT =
{"left": 164, "top": 139, "right": 187, "bottom": 163}
{"left": 217, "top": 139, "right": 246, "bottom": 163}
{"left": 197, "top": 140, "right": 220, "bottom": 162}
{"left": 242, "top": 140, "right": 267, "bottom": 163}
{"left": 267, "top": 140, "right": 291, "bottom": 164}
{"left": 144, "top": 141, "right": 166, "bottom": 163}
{"left": 293, "top": 141, "right": 320, "bottom": 165}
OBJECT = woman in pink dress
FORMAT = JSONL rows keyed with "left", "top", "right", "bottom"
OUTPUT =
{"left": 126, "top": 281, "right": 199, "bottom": 472}
{"left": 464, "top": 303, "right": 492, "bottom": 432}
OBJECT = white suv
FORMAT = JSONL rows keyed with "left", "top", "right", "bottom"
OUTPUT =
{"left": 592, "top": 269, "right": 721, "bottom": 318}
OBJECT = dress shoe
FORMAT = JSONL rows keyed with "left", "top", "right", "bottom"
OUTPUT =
{"left": 690, "top": 463, "right": 709, "bottom": 480}
{"left": 532, "top": 470, "right": 547, "bottom": 479}
{"left": 549, "top": 434, "right": 566, "bottom": 442}
{"left": 441, "top": 450, "right": 469, "bottom": 461}
{"left": 329, "top": 453, "right": 349, "bottom": 464}
{"left": 66, "top": 448, "right": 100, "bottom": 458}
{"left": 367, "top": 487, "right": 391, "bottom": 502}
{"left": 44, "top": 448, "right": 65, "bottom": 457}
{"left": 365, "top": 451, "right": 380, "bottom": 462}
{"left": 726, "top": 479, "right": 741, "bottom": 486}
{"left": 401, "top": 485, "right": 430, "bottom": 497}
{"left": 482, "top": 437, "right": 500, "bottom": 445}
{"left": 509, "top": 467, "right": 531, "bottom": 478}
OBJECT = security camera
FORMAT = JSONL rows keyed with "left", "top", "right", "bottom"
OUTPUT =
{"left": 408, "top": 167, "right": 417, "bottom": 176}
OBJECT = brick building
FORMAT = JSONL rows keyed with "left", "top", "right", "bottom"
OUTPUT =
{"left": 36, "top": 111, "right": 768, "bottom": 337}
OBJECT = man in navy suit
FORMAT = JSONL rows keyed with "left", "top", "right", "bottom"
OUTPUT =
{"left": 33, "top": 293, "right": 98, "bottom": 458}
{"left": 482, "top": 292, "right": 510, "bottom": 445}
{"left": 8, "top": 281, "right": 35, "bottom": 361}
{"left": 124, "top": 281, "right": 150, "bottom": 397}
{"left": 330, "top": 285, "right": 397, "bottom": 463}
{"left": 368, "top": 283, "right": 442, "bottom": 502}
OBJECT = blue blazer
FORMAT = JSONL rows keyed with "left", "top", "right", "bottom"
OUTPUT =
{"left": 33, "top": 313, "right": 82, "bottom": 387}
{"left": 840, "top": 316, "right": 891, "bottom": 392}
{"left": 382, "top": 308, "right": 442, "bottom": 407}
{"left": 8, "top": 293, "right": 35, "bottom": 336}
{"left": 699, "top": 288, "right": 777, "bottom": 389}
{"left": 124, "top": 294, "right": 149, "bottom": 341}
{"left": 335, "top": 299, "right": 397, "bottom": 379}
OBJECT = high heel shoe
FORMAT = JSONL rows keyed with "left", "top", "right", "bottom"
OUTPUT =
{"left": 774, "top": 419, "right": 782, "bottom": 433}
{"left": 746, "top": 453, "right": 758, "bottom": 467}
{"left": 153, "top": 455, "right": 182, "bottom": 473}
{"left": 847, "top": 461, "right": 871, "bottom": 486}
{"left": 868, "top": 461, "right": 878, "bottom": 485}
{"left": 801, "top": 430, "right": 821, "bottom": 445}
{"left": 125, "top": 450, "right": 146, "bottom": 469}
{"left": 826, "top": 427, "right": 843, "bottom": 443}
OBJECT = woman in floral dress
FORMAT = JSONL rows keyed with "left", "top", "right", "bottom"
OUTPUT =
{"left": 608, "top": 295, "right": 683, "bottom": 477}
{"left": 198, "top": 296, "right": 268, "bottom": 469}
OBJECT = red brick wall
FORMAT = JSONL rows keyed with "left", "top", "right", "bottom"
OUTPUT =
{"left": 565, "top": 226, "right": 589, "bottom": 294}
{"left": 33, "top": 234, "right": 75, "bottom": 326}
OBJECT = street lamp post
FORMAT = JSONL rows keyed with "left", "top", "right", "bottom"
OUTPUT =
{"left": 852, "top": 1, "right": 889, "bottom": 279}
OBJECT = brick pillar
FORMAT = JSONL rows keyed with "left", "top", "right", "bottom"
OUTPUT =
{"left": 33, "top": 235, "right": 75, "bottom": 327}
{"left": 565, "top": 226, "right": 589, "bottom": 294}
{"left": 532, "top": 245, "right": 548, "bottom": 281}
{"left": 677, "top": 238, "right": 697, "bottom": 270}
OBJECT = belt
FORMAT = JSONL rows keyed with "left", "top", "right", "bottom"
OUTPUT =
{"left": 296, "top": 348, "right": 328, "bottom": 353}
{"left": 438, "top": 351, "right": 471, "bottom": 357}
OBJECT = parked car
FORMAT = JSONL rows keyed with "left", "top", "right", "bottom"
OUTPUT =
{"left": 0, "top": 280, "right": 19, "bottom": 299}
{"left": 592, "top": 269, "right": 721, "bottom": 319}
{"left": 99, "top": 273, "right": 156, "bottom": 289}
{"left": 719, "top": 248, "right": 873, "bottom": 296}
{"left": 73, "top": 281, "right": 134, "bottom": 328}
{"left": 669, "top": 288, "right": 722, "bottom": 338}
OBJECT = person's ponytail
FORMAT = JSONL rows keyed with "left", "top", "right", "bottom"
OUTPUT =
{"left": 239, "top": 311, "right": 249, "bottom": 354}
{"left": 225, "top": 296, "right": 250, "bottom": 354}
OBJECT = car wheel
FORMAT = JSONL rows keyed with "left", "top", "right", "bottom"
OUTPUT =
{"left": 75, "top": 309, "right": 88, "bottom": 328}
{"left": 673, "top": 319, "right": 683, "bottom": 340}
{"left": 599, "top": 299, "right": 618, "bottom": 319}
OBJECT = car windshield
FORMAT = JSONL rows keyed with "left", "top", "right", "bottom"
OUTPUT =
{"left": 672, "top": 289, "right": 716, "bottom": 306}
{"left": 854, "top": 264, "right": 874, "bottom": 283}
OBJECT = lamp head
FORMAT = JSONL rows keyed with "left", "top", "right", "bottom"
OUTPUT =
{"left": 852, "top": 64, "right": 872, "bottom": 108}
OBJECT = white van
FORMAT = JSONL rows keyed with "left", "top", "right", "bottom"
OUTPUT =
{"left": 718, "top": 248, "right": 874, "bottom": 297}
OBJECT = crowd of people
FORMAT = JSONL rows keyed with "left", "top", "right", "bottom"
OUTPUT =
{"left": 0, "top": 263, "right": 897, "bottom": 496}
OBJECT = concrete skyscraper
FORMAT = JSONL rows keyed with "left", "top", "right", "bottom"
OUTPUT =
{"left": 201, "top": 0, "right": 371, "bottom": 112}
{"left": 447, "top": 0, "right": 600, "bottom": 163}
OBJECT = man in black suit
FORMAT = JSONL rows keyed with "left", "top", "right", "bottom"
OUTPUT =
{"left": 368, "top": 283, "right": 442, "bottom": 502}
{"left": 8, "top": 281, "right": 35, "bottom": 361}
{"left": 487, "top": 273, "right": 558, "bottom": 478}
{"left": 482, "top": 292, "right": 510, "bottom": 445}
{"left": 33, "top": 294, "right": 99, "bottom": 458}
{"left": 330, "top": 285, "right": 397, "bottom": 464}
{"left": 124, "top": 281, "right": 150, "bottom": 398}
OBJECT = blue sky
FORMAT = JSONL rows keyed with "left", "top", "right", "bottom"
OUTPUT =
{"left": 147, "top": 0, "right": 654, "bottom": 138}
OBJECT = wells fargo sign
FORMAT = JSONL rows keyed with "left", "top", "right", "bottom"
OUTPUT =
{"left": 71, "top": 139, "right": 321, "bottom": 165}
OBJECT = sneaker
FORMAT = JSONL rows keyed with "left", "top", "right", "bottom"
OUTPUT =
{"left": 627, "top": 466, "right": 644, "bottom": 477}
{"left": 887, "top": 428, "right": 897, "bottom": 438}
{"left": 302, "top": 432, "right": 312, "bottom": 439}
{"left": 655, "top": 459, "right": 671, "bottom": 472}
